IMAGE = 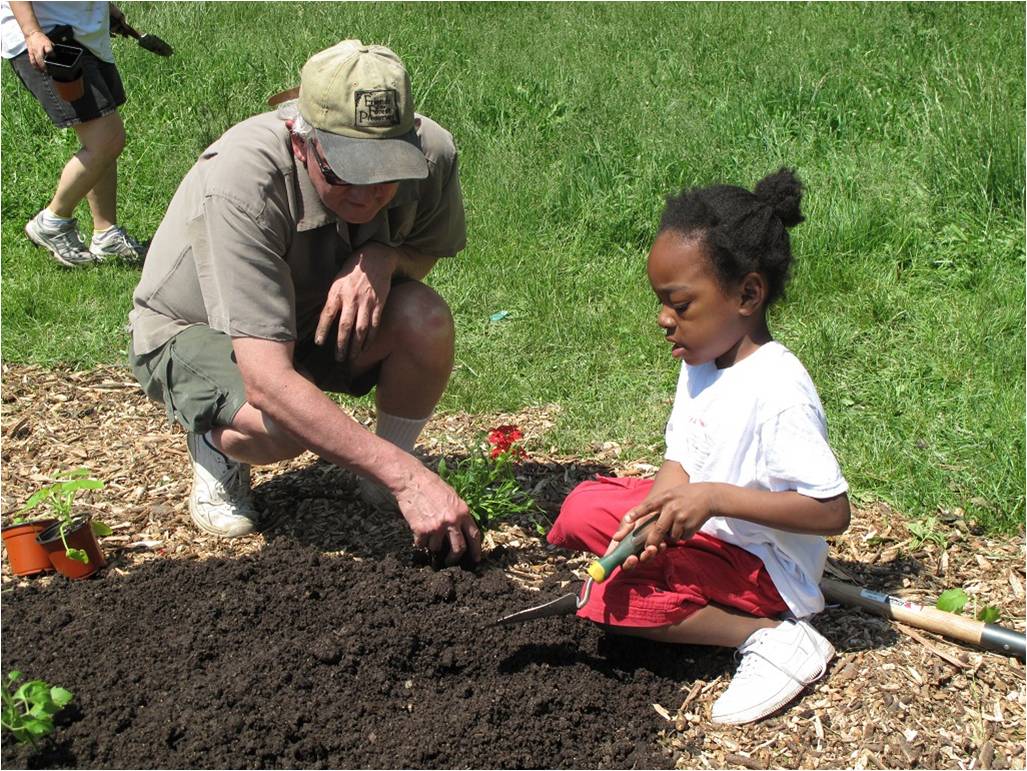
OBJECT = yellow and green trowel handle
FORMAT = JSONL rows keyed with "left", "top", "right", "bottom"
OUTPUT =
{"left": 585, "top": 516, "right": 659, "bottom": 582}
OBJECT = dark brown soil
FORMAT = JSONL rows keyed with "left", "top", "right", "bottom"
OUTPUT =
{"left": 3, "top": 365, "right": 1025, "bottom": 769}
{"left": 0, "top": 537, "right": 712, "bottom": 769}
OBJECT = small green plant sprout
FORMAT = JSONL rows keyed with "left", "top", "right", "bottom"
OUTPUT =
{"left": 907, "top": 516, "right": 947, "bottom": 550}
{"left": 1, "top": 671, "right": 73, "bottom": 746}
{"left": 18, "top": 468, "right": 112, "bottom": 563}
{"left": 976, "top": 606, "right": 1001, "bottom": 623}
{"left": 935, "top": 588, "right": 1003, "bottom": 623}
{"left": 936, "top": 588, "right": 969, "bottom": 613}
{"left": 437, "top": 425, "right": 545, "bottom": 532}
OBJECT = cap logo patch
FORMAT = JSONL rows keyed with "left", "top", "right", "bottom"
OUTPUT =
{"left": 354, "top": 89, "right": 400, "bottom": 127}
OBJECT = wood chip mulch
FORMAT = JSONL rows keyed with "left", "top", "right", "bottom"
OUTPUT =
{"left": 2, "top": 363, "right": 1024, "bottom": 770}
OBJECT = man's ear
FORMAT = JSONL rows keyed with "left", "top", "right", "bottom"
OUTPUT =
{"left": 290, "top": 130, "right": 307, "bottom": 163}
{"left": 738, "top": 272, "right": 767, "bottom": 316}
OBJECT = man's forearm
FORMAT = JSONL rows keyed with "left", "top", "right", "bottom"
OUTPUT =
{"left": 241, "top": 355, "right": 422, "bottom": 492}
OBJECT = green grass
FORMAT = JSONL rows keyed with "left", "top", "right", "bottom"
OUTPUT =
{"left": 2, "top": 2, "right": 1023, "bottom": 532}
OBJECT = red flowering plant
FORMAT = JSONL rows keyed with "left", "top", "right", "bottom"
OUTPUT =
{"left": 437, "top": 425, "right": 541, "bottom": 532}
{"left": 487, "top": 425, "right": 527, "bottom": 460}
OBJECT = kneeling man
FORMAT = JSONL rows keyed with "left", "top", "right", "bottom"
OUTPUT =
{"left": 128, "top": 40, "right": 480, "bottom": 565}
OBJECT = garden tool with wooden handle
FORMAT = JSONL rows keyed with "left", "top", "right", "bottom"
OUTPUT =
{"left": 820, "top": 578, "right": 1026, "bottom": 661}
{"left": 492, "top": 517, "right": 658, "bottom": 626}
{"left": 110, "top": 16, "right": 173, "bottom": 56}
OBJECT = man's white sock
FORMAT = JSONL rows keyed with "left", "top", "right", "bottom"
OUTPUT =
{"left": 375, "top": 410, "right": 430, "bottom": 452}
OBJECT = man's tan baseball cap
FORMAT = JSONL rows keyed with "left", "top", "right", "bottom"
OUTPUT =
{"left": 298, "top": 40, "right": 428, "bottom": 185}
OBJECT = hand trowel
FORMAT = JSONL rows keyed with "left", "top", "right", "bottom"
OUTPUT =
{"left": 492, "top": 516, "right": 658, "bottom": 626}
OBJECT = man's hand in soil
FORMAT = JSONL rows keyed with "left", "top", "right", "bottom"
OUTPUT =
{"left": 315, "top": 243, "right": 397, "bottom": 365}
{"left": 396, "top": 469, "right": 482, "bottom": 566}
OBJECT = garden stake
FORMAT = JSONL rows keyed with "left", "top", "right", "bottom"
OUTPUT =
{"left": 492, "top": 517, "right": 658, "bottom": 627}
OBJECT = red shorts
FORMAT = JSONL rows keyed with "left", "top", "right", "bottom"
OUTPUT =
{"left": 547, "top": 476, "right": 788, "bottom": 627}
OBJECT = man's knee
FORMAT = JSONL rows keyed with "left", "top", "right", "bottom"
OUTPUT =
{"left": 386, "top": 282, "right": 455, "bottom": 354}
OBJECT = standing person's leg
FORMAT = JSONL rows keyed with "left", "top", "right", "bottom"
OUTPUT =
{"left": 49, "top": 111, "right": 124, "bottom": 221}
{"left": 14, "top": 46, "right": 144, "bottom": 266}
{"left": 86, "top": 145, "right": 147, "bottom": 261}
{"left": 83, "top": 150, "right": 118, "bottom": 231}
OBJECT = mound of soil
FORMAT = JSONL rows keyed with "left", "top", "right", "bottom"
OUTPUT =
{"left": 1, "top": 538, "right": 713, "bottom": 769}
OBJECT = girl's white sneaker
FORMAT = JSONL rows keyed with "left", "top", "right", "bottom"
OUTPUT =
{"left": 710, "top": 619, "right": 835, "bottom": 725}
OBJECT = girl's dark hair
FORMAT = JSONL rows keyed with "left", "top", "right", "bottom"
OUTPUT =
{"left": 658, "top": 168, "right": 805, "bottom": 306}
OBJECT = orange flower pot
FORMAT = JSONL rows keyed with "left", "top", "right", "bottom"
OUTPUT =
{"left": 37, "top": 515, "right": 106, "bottom": 580}
{"left": 45, "top": 43, "right": 84, "bottom": 102}
{"left": 2, "top": 518, "right": 58, "bottom": 576}
{"left": 53, "top": 77, "right": 84, "bottom": 102}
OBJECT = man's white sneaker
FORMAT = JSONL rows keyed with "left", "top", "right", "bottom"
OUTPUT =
{"left": 710, "top": 619, "right": 835, "bottom": 725}
{"left": 89, "top": 225, "right": 147, "bottom": 263}
{"left": 25, "top": 211, "right": 95, "bottom": 267}
{"left": 187, "top": 431, "right": 258, "bottom": 537}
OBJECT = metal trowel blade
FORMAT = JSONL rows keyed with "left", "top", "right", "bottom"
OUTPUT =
{"left": 491, "top": 592, "right": 579, "bottom": 627}
{"left": 138, "top": 34, "right": 173, "bottom": 56}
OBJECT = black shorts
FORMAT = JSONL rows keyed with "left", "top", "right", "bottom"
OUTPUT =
{"left": 8, "top": 32, "right": 126, "bottom": 128}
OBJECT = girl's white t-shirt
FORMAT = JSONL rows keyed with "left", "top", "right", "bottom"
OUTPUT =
{"left": 1, "top": 1, "right": 113, "bottom": 62}
{"left": 664, "top": 341, "right": 848, "bottom": 617}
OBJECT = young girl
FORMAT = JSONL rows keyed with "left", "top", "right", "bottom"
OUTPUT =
{"left": 548, "top": 168, "right": 850, "bottom": 725}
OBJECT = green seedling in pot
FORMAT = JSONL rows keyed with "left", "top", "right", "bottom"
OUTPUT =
{"left": 1, "top": 671, "right": 73, "bottom": 745}
{"left": 18, "top": 468, "right": 112, "bottom": 563}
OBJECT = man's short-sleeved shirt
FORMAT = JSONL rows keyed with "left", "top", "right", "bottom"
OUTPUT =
{"left": 129, "top": 110, "right": 465, "bottom": 356}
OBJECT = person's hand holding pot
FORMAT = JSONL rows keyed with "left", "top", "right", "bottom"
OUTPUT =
{"left": 24, "top": 28, "right": 53, "bottom": 72}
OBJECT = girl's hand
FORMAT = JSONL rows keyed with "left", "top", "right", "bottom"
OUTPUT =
{"left": 611, "top": 482, "right": 719, "bottom": 569}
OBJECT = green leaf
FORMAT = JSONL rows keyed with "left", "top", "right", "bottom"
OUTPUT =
{"left": 976, "top": 605, "right": 1001, "bottom": 623}
{"left": 66, "top": 548, "right": 90, "bottom": 564}
{"left": 20, "top": 489, "right": 51, "bottom": 511}
{"left": 936, "top": 588, "right": 969, "bottom": 613}
{"left": 25, "top": 717, "right": 53, "bottom": 737}
{"left": 7, "top": 671, "right": 22, "bottom": 684}
{"left": 90, "top": 521, "right": 113, "bottom": 537}
{"left": 60, "top": 479, "right": 104, "bottom": 492}
{"left": 49, "top": 687, "right": 73, "bottom": 708}
{"left": 14, "top": 681, "right": 47, "bottom": 702}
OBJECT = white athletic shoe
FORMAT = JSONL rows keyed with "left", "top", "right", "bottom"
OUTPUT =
{"left": 186, "top": 431, "right": 257, "bottom": 537}
{"left": 710, "top": 619, "right": 835, "bottom": 725}
{"left": 25, "top": 211, "right": 95, "bottom": 267}
{"left": 89, "top": 225, "right": 147, "bottom": 263}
